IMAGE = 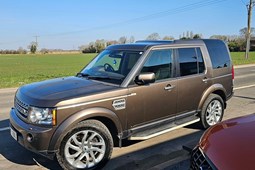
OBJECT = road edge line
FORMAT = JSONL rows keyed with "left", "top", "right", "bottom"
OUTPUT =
{"left": 234, "top": 84, "right": 255, "bottom": 90}
{"left": 0, "top": 127, "right": 10, "bottom": 132}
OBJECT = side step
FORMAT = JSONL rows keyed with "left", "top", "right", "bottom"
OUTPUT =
{"left": 129, "top": 117, "right": 200, "bottom": 140}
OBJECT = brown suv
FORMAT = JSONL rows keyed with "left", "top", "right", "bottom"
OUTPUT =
{"left": 10, "top": 39, "right": 234, "bottom": 169}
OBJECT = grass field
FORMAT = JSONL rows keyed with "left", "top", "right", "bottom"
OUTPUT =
{"left": 231, "top": 52, "right": 255, "bottom": 65}
{"left": 0, "top": 52, "right": 255, "bottom": 88}
{"left": 0, "top": 53, "right": 96, "bottom": 88}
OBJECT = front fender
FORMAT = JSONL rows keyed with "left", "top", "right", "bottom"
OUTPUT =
{"left": 198, "top": 84, "right": 227, "bottom": 110}
{"left": 48, "top": 107, "right": 122, "bottom": 151}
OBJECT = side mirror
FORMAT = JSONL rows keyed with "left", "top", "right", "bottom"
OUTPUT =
{"left": 135, "top": 72, "right": 155, "bottom": 85}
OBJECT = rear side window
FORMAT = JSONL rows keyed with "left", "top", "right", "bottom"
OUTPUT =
{"left": 178, "top": 48, "right": 205, "bottom": 76}
{"left": 204, "top": 40, "right": 231, "bottom": 69}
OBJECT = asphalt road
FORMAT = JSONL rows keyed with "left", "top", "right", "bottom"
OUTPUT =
{"left": 0, "top": 65, "right": 255, "bottom": 170}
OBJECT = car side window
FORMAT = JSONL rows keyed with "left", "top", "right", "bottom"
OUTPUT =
{"left": 141, "top": 49, "right": 173, "bottom": 81}
{"left": 203, "top": 39, "right": 230, "bottom": 69}
{"left": 178, "top": 47, "right": 205, "bottom": 76}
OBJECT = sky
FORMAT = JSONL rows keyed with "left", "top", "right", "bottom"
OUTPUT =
{"left": 0, "top": 0, "right": 252, "bottom": 50}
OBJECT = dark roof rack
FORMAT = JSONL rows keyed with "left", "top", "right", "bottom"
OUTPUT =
{"left": 135, "top": 40, "right": 173, "bottom": 44}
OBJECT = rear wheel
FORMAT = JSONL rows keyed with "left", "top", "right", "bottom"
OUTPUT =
{"left": 200, "top": 94, "right": 224, "bottom": 129}
{"left": 57, "top": 120, "right": 113, "bottom": 170}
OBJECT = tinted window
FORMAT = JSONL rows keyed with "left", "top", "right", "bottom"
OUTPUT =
{"left": 204, "top": 39, "right": 230, "bottom": 69}
{"left": 141, "top": 49, "right": 173, "bottom": 80}
{"left": 178, "top": 48, "right": 205, "bottom": 76}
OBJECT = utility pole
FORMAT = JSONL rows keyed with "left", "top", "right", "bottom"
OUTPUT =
{"left": 33, "top": 35, "right": 39, "bottom": 47}
{"left": 245, "top": 0, "right": 255, "bottom": 59}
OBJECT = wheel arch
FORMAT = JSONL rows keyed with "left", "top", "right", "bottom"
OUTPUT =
{"left": 91, "top": 116, "right": 120, "bottom": 147}
{"left": 198, "top": 84, "right": 227, "bottom": 111}
{"left": 49, "top": 107, "right": 122, "bottom": 151}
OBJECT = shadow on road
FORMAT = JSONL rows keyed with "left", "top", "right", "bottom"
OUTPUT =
{"left": 0, "top": 117, "right": 204, "bottom": 170}
{"left": 234, "top": 95, "right": 255, "bottom": 101}
{"left": 0, "top": 119, "right": 9, "bottom": 128}
{"left": 0, "top": 119, "right": 61, "bottom": 169}
{"left": 103, "top": 125, "right": 204, "bottom": 170}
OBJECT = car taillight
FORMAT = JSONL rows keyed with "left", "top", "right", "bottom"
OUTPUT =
{"left": 232, "top": 65, "right": 234, "bottom": 80}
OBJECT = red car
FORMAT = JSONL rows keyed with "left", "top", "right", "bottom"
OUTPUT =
{"left": 191, "top": 114, "right": 255, "bottom": 170}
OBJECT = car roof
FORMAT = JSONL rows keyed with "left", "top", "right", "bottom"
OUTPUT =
{"left": 106, "top": 39, "right": 217, "bottom": 51}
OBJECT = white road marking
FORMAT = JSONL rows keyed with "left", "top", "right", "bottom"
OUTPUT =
{"left": 234, "top": 84, "right": 255, "bottom": 90}
{"left": 235, "top": 74, "right": 255, "bottom": 79}
{"left": 0, "top": 127, "right": 10, "bottom": 132}
{"left": 234, "top": 64, "right": 255, "bottom": 69}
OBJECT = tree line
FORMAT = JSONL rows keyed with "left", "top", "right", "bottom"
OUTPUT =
{"left": 79, "top": 33, "right": 200, "bottom": 53}
{"left": 79, "top": 28, "right": 253, "bottom": 53}
{"left": 0, "top": 47, "right": 27, "bottom": 54}
{"left": 0, "top": 27, "right": 253, "bottom": 54}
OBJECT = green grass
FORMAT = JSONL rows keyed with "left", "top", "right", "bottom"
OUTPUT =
{"left": 0, "top": 53, "right": 96, "bottom": 88}
{"left": 231, "top": 51, "right": 255, "bottom": 65}
{"left": 0, "top": 52, "right": 255, "bottom": 88}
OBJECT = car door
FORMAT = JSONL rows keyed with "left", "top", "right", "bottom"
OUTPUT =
{"left": 126, "top": 48, "right": 177, "bottom": 128}
{"left": 176, "top": 47, "right": 211, "bottom": 115}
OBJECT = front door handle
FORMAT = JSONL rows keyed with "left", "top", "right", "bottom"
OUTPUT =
{"left": 164, "top": 84, "right": 175, "bottom": 91}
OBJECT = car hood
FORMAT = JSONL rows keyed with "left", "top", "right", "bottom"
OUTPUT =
{"left": 200, "top": 114, "right": 255, "bottom": 170}
{"left": 16, "top": 76, "right": 118, "bottom": 107}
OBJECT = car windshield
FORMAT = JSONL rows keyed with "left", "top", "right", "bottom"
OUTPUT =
{"left": 79, "top": 50, "right": 143, "bottom": 85}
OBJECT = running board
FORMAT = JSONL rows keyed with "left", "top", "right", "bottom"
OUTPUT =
{"left": 129, "top": 118, "right": 200, "bottom": 140}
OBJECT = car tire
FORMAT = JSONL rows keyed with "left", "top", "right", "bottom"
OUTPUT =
{"left": 56, "top": 120, "right": 113, "bottom": 170}
{"left": 200, "top": 94, "right": 224, "bottom": 129}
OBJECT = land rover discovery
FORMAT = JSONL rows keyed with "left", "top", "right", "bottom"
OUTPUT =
{"left": 10, "top": 39, "right": 234, "bottom": 169}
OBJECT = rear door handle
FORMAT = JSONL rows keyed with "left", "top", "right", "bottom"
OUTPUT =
{"left": 202, "top": 77, "right": 208, "bottom": 83}
{"left": 164, "top": 84, "right": 175, "bottom": 91}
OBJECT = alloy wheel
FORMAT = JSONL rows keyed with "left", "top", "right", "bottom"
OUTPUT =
{"left": 205, "top": 100, "right": 223, "bottom": 126}
{"left": 64, "top": 130, "right": 106, "bottom": 169}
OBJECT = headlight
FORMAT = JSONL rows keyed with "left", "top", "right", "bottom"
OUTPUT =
{"left": 28, "top": 107, "right": 57, "bottom": 125}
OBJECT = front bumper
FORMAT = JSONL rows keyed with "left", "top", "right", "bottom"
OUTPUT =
{"left": 9, "top": 108, "right": 56, "bottom": 159}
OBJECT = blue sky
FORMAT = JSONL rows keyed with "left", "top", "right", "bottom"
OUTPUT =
{"left": 0, "top": 0, "right": 251, "bottom": 50}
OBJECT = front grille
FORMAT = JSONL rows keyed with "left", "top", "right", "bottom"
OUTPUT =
{"left": 15, "top": 97, "right": 29, "bottom": 118}
{"left": 190, "top": 147, "right": 214, "bottom": 170}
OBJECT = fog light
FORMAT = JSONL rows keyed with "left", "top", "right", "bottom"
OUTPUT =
{"left": 27, "top": 133, "right": 33, "bottom": 142}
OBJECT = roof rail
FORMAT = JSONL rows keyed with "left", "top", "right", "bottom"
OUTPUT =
{"left": 135, "top": 40, "right": 173, "bottom": 44}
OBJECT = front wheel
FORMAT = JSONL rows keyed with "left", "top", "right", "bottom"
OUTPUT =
{"left": 56, "top": 120, "right": 113, "bottom": 170}
{"left": 200, "top": 94, "right": 224, "bottom": 129}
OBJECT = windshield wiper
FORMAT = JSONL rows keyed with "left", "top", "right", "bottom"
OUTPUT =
{"left": 76, "top": 73, "right": 90, "bottom": 77}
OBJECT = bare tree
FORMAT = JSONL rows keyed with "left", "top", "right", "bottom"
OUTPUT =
{"left": 106, "top": 40, "right": 118, "bottom": 46}
{"left": 186, "top": 31, "right": 190, "bottom": 39}
{"left": 95, "top": 39, "right": 106, "bottom": 53}
{"left": 190, "top": 31, "right": 194, "bottom": 39}
{"left": 240, "top": 27, "right": 255, "bottom": 38}
{"left": 40, "top": 48, "right": 49, "bottom": 54}
{"left": 162, "top": 36, "right": 174, "bottom": 40}
{"left": 17, "top": 47, "right": 27, "bottom": 54}
{"left": 118, "top": 36, "right": 127, "bottom": 44}
{"left": 210, "top": 35, "right": 228, "bottom": 41}
{"left": 129, "top": 36, "right": 135, "bottom": 43}
{"left": 146, "top": 33, "right": 160, "bottom": 40}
